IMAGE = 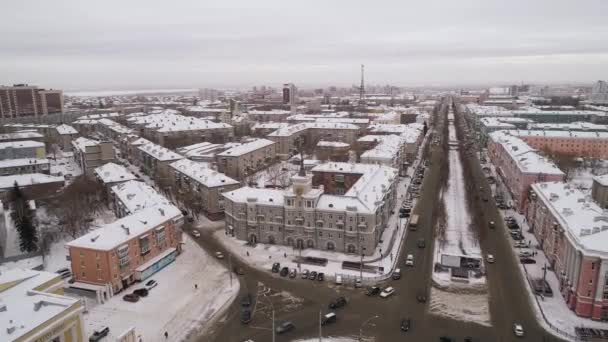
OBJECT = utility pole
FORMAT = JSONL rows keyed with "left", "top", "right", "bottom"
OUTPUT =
{"left": 272, "top": 309, "right": 275, "bottom": 342}
{"left": 319, "top": 309, "right": 322, "bottom": 342}
{"left": 360, "top": 253, "right": 364, "bottom": 282}
{"left": 228, "top": 253, "right": 233, "bottom": 287}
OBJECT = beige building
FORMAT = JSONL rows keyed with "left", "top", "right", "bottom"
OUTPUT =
{"left": 0, "top": 269, "right": 85, "bottom": 342}
{"left": 223, "top": 162, "right": 398, "bottom": 256}
{"left": 592, "top": 174, "right": 608, "bottom": 208}
{"left": 267, "top": 122, "right": 360, "bottom": 159}
{"left": 55, "top": 124, "right": 79, "bottom": 150}
{"left": 170, "top": 159, "right": 240, "bottom": 219}
{"left": 71, "top": 137, "right": 115, "bottom": 176}
{"left": 137, "top": 141, "right": 183, "bottom": 182}
{"left": 216, "top": 138, "right": 277, "bottom": 180}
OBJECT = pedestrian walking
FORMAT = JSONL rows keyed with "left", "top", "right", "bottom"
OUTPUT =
{"left": 164, "top": 331, "right": 168, "bottom": 339}
{"left": 284, "top": 252, "right": 287, "bottom": 258}
{"left": 268, "top": 255, "right": 271, "bottom": 260}
{"left": 246, "top": 251, "right": 250, "bottom": 257}
{"left": 195, "top": 284, "right": 198, "bottom": 289}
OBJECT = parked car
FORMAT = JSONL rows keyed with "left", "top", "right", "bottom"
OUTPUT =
{"left": 520, "top": 258, "right": 536, "bottom": 264}
{"left": 400, "top": 318, "right": 411, "bottom": 332}
{"left": 145, "top": 279, "right": 157, "bottom": 289}
{"left": 366, "top": 286, "right": 381, "bottom": 296}
{"left": 486, "top": 254, "right": 495, "bottom": 264}
{"left": 192, "top": 230, "right": 201, "bottom": 238}
{"left": 241, "top": 294, "right": 252, "bottom": 308}
{"left": 122, "top": 294, "right": 139, "bottom": 302}
{"left": 215, "top": 252, "right": 225, "bottom": 259}
{"left": 335, "top": 275, "right": 343, "bottom": 285}
{"left": 514, "top": 241, "right": 527, "bottom": 248}
{"left": 276, "top": 321, "right": 295, "bottom": 334}
{"left": 317, "top": 272, "right": 325, "bottom": 281}
{"left": 240, "top": 308, "right": 252, "bottom": 324}
{"left": 417, "top": 239, "right": 425, "bottom": 248}
{"left": 272, "top": 263, "right": 281, "bottom": 273}
{"left": 519, "top": 251, "right": 533, "bottom": 258}
{"left": 488, "top": 221, "right": 495, "bottom": 229}
{"left": 89, "top": 327, "right": 110, "bottom": 342}
{"left": 416, "top": 292, "right": 427, "bottom": 303}
{"left": 301, "top": 269, "right": 309, "bottom": 279}
{"left": 329, "top": 296, "right": 347, "bottom": 309}
{"left": 405, "top": 254, "right": 414, "bottom": 267}
{"left": 56, "top": 267, "right": 70, "bottom": 275}
{"left": 321, "top": 312, "right": 337, "bottom": 326}
{"left": 309, "top": 271, "right": 317, "bottom": 280}
{"left": 392, "top": 268, "right": 402, "bottom": 280}
{"left": 513, "top": 323, "right": 524, "bottom": 337}
{"left": 133, "top": 288, "right": 148, "bottom": 297}
{"left": 380, "top": 286, "right": 395, "bottom": 298}
{"left": 280, "top": 267, "right": 289, "bottom": 277}
{"left": 288, "top": 268, "right": 297, "bottom": 278}
{"left": 355, "top": 278, "right": 363, "bottom": 288}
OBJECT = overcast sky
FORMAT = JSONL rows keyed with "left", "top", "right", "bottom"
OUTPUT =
{"left": 1, "top": 0, "right": 607, "bottom": 91}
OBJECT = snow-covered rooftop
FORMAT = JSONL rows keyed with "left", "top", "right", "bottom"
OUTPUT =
{"left": 513, "top": 109, "right": 607, "bottom": 116}
{"left": 317, "top": 141, "right": 350, "bottom": 148}
{"left": 0, "top": 131, "right": 44, "bottom": 141}
{"left": 98, "top": 118, "right": 134, "bottom": 135}
{"left": 94, "top": 162, "right": 137, "bottom": 184}
{"left": 0, "top": 158, "right": 50, "bottom": 169}
{"left": 72, "top": 136, "right": 102, "bottom": 152}
{"left": 287, "top": 114, "right": 369, "bottom": 125}
{"left": 465, "top": 104, "right": 513, "bottom": 116}
{"left": 359, "top": 135, "right": 405, "bottom": 161}
{"left": 0, "top": 140, "right": 45, "bottom": 150}
{"left": 129, "top": 137, "right": 151, "bottom": 146}
{"left": 251, "top": 122, "right": 290, "bottom": 130}
{"left": 0, "top": 269, "right": 80, "bottom": 342}
{"left": 223, "top": 186, "right": 285, "bottom": 206}
{"left": 77, "top": 112, "right": 120, "bottom": 120}
{"left": 138, "top": 142, "right": 184, "bottom": 162}
{"left": 527, "top": 122, "right": 608, "bottom": 131}
{"left": 66, "top": 204, "right": 181, "bottom": 251}
{"left": 0, "top": 173, "right": 64, "bottom": 190}
{"left": 247, "top": 109, "right": 291, "bottom": 116}
{"left": 176, "top": 141, "right": 226, "bottom": 159}
{"left": 55, "top": 124, "right": 78, "bottom": 135}
{"left": 489, "top": 131, "right": 564, "bottom": 176}
{"left": 111, "top": 180, "right": 171, "bottom": 214}
{"left": 367, "top": 123, "right": 423, "bottom": 143}
{"left": 170, "top": 159, "right": 239, "bottom": 188}
{"left": 593, "top": 174, "right": 608, "bottom": 187}
{"left": 532, "top": 182, "right": 608, "bottom": 256}
{"left": 217, "top": 138, "right": 275, "bottom": 157}
{"left": 127, "top": 111, "right": 231, "bottom": 132}
{"left": 506, "top": 129, "right": 608, "bottom": 139}
{"left": 267, "top": 122, "right": 359, "bottom": 137}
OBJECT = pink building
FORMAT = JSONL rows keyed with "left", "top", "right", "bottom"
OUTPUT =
{"left": 507, "top": 129, "right": 608, "bottom": 159}
{"left": 487, "top": 131, "right": 564, "bottom": 211}
{"left": 527, "top": 182, "right": 608, "bottom": 320}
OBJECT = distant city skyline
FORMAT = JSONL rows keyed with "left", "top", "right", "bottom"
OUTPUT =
{"left": 2, "top": 0, "right": 607, "bottom": 90}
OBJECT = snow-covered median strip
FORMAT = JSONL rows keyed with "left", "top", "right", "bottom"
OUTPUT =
{"left": 82, "top": 235, "right": 239, "bottom": 342}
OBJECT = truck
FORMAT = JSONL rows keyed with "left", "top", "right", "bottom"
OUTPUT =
{"left": 409, "top": 215, "right": 420, "bottom": 230}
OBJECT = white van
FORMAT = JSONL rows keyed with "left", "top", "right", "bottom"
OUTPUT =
{"left": 335, "top": 275, "right": 343, "bottom": 285}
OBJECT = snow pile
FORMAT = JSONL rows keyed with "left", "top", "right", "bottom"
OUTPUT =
{"left": 429, "top": 287, "right": 491, "bottom": 327}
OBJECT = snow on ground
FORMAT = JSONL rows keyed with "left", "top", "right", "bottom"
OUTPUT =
{"left": 429, "top": 286, "right": 491, "bottom": 327}
{"left": 0, "top": 255, "right": 43, "bottom": 271}
{"left": 82, "top": 235, "right": 239, "bottom": 342}
{"left": 49, "top": 150, "right": 82, "bottom": 181}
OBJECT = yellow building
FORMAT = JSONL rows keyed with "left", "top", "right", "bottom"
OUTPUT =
{"left": 0, "top": 269, "right": 85, "bottom": 342}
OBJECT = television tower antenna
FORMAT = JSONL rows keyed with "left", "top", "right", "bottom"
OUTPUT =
{"left": 359, "top": 64, "right": 366, "bottom": 108}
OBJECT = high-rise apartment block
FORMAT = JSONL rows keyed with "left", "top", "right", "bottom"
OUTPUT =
{"left": 0, "top": 84, "right": 64, "bottom": 118}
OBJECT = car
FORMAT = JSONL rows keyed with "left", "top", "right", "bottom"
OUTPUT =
{"left": 89, "top": 327, "right": 110, "bottom": 342}
{"left": 317, "top": 272, "right": 325, "bottom": 281}
{"left": 400, "top": 318, "right": 411, "bottom": 332}
{"left": 335, "top": 275, "right": 343, "bottom": 285}
{"left": 234, "top": 267, "right": 245, "bottom": 275}
{"left": 309, "top": 271, "right": 317, "bottom": 280}
{"left": 520, "top": 258, "right": 536, "bottom": 264}
{"left": 439, "top": 337, "right": 453, "bottom": 342}
{"left": 241, "top": 294, "right": 252, "bottom": 307}
{"left": 280, "top": 267, "right": 289, "bottom": 277}
{"left": 145, "top": 279, "right": 157, "bottom": 289}
{"left": 301, "top": 269, "right": 309, "bottom": 279}
{"left": 416, "top": 293, "right": 427, "bottom": 303}
{"left": 486, "top": 254, "right": 495, "bottom": 264}
{"left": 514, "top": 241, "right": 527, "bottom": 248}
{"left": 405, "top": 254, "right": 414, "bottom": 267}
{"left": 187, "top": 216, "right": 195, "bottom": 223}
{"left": 392, "top": 268, "right": 402, "bottom": 280}
{"left": 272, "top": 263, "right": 281, "bottom": 273}
{"left": 56, "top": 267, "right": 70, "bottom": 275}
{"left": 215, "top": 252, "right": 225, "bottom": 259}
{"left": 122, "top": 294, "right": 139, "bottom": 302}
{"left": 354, "top": 278, "right": 363, "bottom": 288}
{"left": 513, "top": 323, "right": 524, "bottom": 337}
{"left": 289, "top": 268, "right": 297, "bottom": 278}
{"left": 488, "top": 221, "right": 495, "bottom": 229}
{"left": 399, "top": 212, "right": 408, "bottom": 218}
{"left": 417, "top": 239, "right": 426, "bottom": 248}
{"left": 519, "top": 251, "right": 533, "bottom": 258}
{"left": 240, "top": 308, "right": 252, "bottom": 324}
{"left": 321, "top": 312, "right": 337, "bottom": 326}
{"left": 380, "top": 286, "right": 395, "bottom": 298}
{"left": 276, "top": 321, "right": 295, "bottom": 334}
{"left": 366, "top": 286, "right": 381, "bottom": 296}
{"left": 329, "top": 296, "right": 347, "bottom": 309}
{"left": 133, "top": 288, "right": 149, "bottom": 297}
{"left": 192, "top": 230, "right": 201, "bottom": 238}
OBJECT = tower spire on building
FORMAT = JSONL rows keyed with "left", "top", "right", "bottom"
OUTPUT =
{"left": 359, "top": 64, "right": 366, "bottom": 109}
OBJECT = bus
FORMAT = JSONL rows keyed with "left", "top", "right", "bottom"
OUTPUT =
{"left": 409, "top": 214, "right": 420, "bottom": 230}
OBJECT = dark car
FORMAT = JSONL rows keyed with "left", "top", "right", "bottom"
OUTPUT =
{"left": 317, "top": 272, "right": 325, "bottom": 281}
{"left": 272, "top": 263, "right": 281, "bottom": 273}
{"left": 123, "top": 294, "right": 139, "bottom": 302}
{"left": 133, "top": 288, "right": 148, "bottom": 297}
{"left": 520, "top": 258, "right": 537, "bottom": 264}
{"left": 89, "top": 327, "right": 110, "bottom": 342}
{"left": 234, "top": 267, "right": 245, "bottom": 275}
{"left": 400, "top": 318, "right": 411, "bottom": 332}
{"left": 329, "top": 296, "right": 347, "bottom": 309}
{"left": 366, "top": 286, "right": 381, "bottom": 296}
{"left": 241, "top": 294, "right": 252, "bottom": 308}
{"left": 240, "top": 308, "right": 252, "bottom": 324}
{"left": 309, "top": 271, "right": 317, "bottom": 280}
{"left": 417, "top": 239, "right": 425, "bottom": 248}
{"left": 280, "top": 267, "right": 289, "bottom": 277}
{"left": 276, "top": 321, "right": 295, "bottom": 334}
{"left": 440, "top": 337, "right": 453, "bottom": 342}
{"left": 416, "top": 293, "right": 427, "bottom": 303}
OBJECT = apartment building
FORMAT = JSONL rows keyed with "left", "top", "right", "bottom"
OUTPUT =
{"left": 66, "top": 204, "right": 184, "bottom": 293}
{"left": 0, "top": 174, "right": 65, "bottom": 200}
{"left": 316, "top": 141, "right": 350, "bottom": 162}
{"left": 478, "top": 117, "right": 533, "bottom": 145}
{"left": 110, "top": 179, "right": 169, "bottom": 218}
{"left": 0, "top": 131, "right": 44, "bottom": 143}
{"left": 505, "top": 129, "right": 608, "bottom": 159}
{"left": 0, "top": 269, "right": 85, "bottom": 342}
{"left": 170, "top": 159, "right": 240, "bottom": 219}
{"left": 0, "top": 84, "right": 63, "bottom": 118}
{"left": 527, "top": 182, "right": 608, "bottom": 320}
{"left": 247, "top": 109, "right": 292, "bottom": 122}
{"left": 0, "top": 158, "right": 50, "bottom": 176}
{"left": 71, "top": 137, "right": 115, "bottom": 176}
{"left": 366, "top": 123, "right": 424, "bottom": 162}
{"left": 55, "top": 124, "right": 79, "bottom": 150}
{"left": 94, "top": 162, "right": 137, "bottom": 191}
{"left": 216, "top": 138, "right": 277, "bottom": 180}
{"left": 137, "top": 142, "right": 183, "bottom": 181}
{"left": 592, "top": 175, "right": 608, "bottom": 209}
{"left": 512, "top": 109, "right": 608, "bottom": 124}
{"left": 487, "top": 131, "right": 564, "bottom": 210}
{"left": 176, "top": 141, "right": 234, "bottom": 162}
{"left": 267, "top": 122, "right": 360, "bottom": 159}
{"left": 96, "top": 118, "right": 134, "bottom": 142}
{"left": 223, "top": 162, "right": 398, "bottom": 256}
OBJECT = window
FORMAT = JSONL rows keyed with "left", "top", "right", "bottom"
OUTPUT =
{"left": 96, "top": 263, "right": 100, "bottom": 270}
{"left": 592, "top": 263, "right": 596, "bottom": 270}
{"left": 319, "top": 231, "right": 323, "bottom": 237}
{"left": 140, "top": 236, "right": 151, "bottom": 255}
{"left": 97, "top": 270, "right": 102, "bottom": 280}
{"left": 80, "top": 260, "right": 85, "bottom": 266}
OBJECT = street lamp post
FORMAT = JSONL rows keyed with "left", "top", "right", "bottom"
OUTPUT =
{"left": 359, "top": 315, "right": 379, "bottom": 342}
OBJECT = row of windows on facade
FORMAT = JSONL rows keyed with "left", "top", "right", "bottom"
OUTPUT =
{"left": 251, "top": 225, "right": 366, "bottom": 241}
